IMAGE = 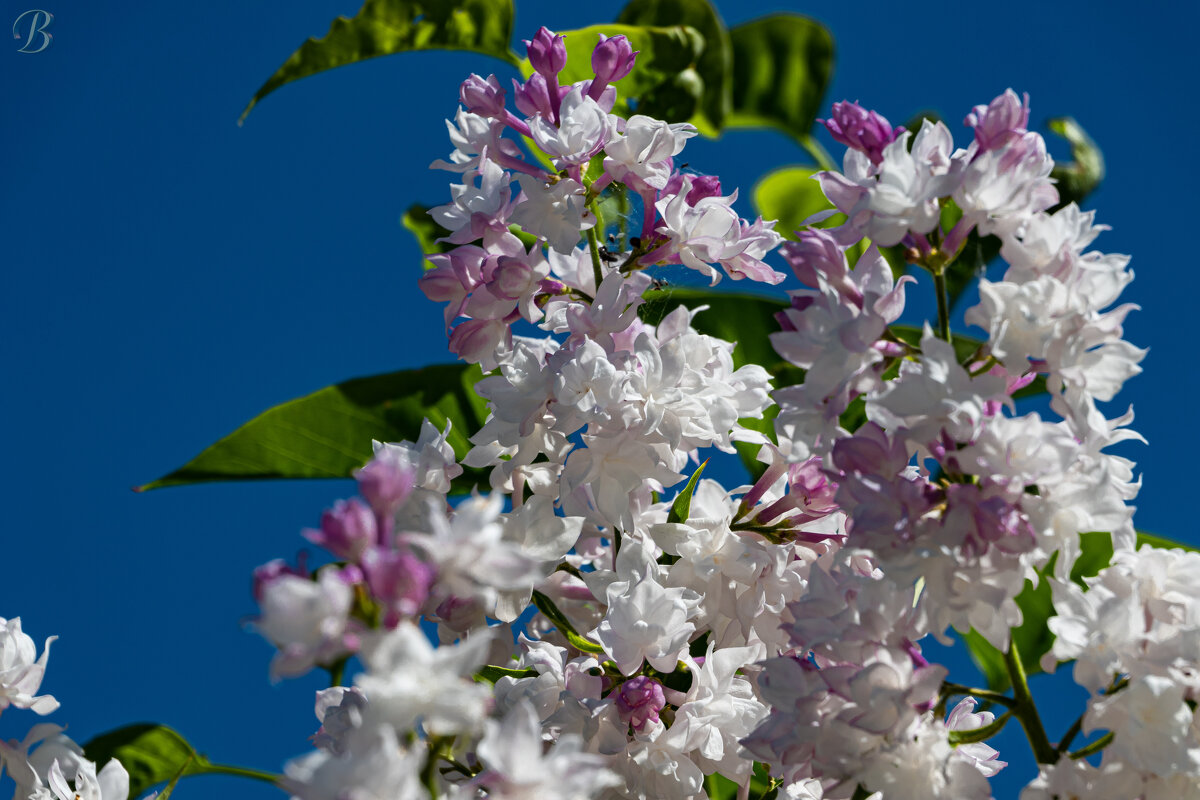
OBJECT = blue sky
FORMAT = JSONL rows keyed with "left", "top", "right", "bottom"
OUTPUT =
{"left": 2, "top": 1, "right": 1196, "bottom": 797}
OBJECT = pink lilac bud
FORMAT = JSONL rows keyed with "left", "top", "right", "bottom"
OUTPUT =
{"left": 525, "top": 27, "right": 567, "bottom": 79}
{"left": 304, "top": 498, "right": 376, "bottom": 563}
{"left": 821, "top": 101, "right": 903, "bottom": 165}
{"left": 355, "top": 454, "right": 416, "bottom": 520}
{"left": 459, "top": 74, "right": 507, "bottom": 118}
{"left": 965, "top": 89, "right": 1029, "bottom": 154}
{"left": 615, "top": 675, "right": 666, "bottom": 731}
{"left": 361, "top": 546, "right": 436, "bottom": 627}
{"left": 589, "top": 34, "right": 637, "bottom": 100}
{"left": 780, "top": 230, "right": 861, "bottom": 303}
{"left": 663, "top": 172, "right": 721, "bottom": 205}
{"left": 252, "top": 556, "right": 308, "bottom": 602}
{"left": 512, "top": 73, "right": 556, "bottom": 119}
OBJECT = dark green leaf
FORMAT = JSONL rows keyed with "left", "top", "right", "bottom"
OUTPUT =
{"left": 704, "top": 773, "right": 739, "bottom": 800}
{"left": 963, "top": 553, "right": 1060, "bottom": 693}
{"left": 1136, "top": 530, "right": 1200, "bottom": 554}
{"left": 725, "top": 15, "right": 834, "bottom": 144}
{"left": 615, "top": 0, "right": 731, "bottom": 135}
{"left": 944, "top": 231, "right": 1002, "bottom": 312}
{"left": 138, "top": 364, "right": 489, "bottom": 492}
{"left": 1048, "top": 117, "right": 1104, "bottom": 208}
{"left": 752, "top": 165, "right": 836, "bottom": 240}
{"left": 240, "top": 0, "right": 518, "bottom": 123}
{"left": 531, "top": 590, "right": 605, "bottom": 654}
{"left": 475, "top": 664, "right": 538, "bottom": 684}
{"left": 668, "top": 458, "right": 709, "bottom": 524}
{"left": 84, "top": 725, "right": 209, "bottom": 800}
{"left": 401, "top": 204, "right": 454, "bottom": 269}
{"left": 521, "top": 25, "right": 705, "bottom": 125}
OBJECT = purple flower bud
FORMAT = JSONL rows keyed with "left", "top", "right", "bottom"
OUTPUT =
{"left": 304, "top": 498, "right": 376, "bottom": 563}
{"left": 780, "top": 230, "right": 861, "bottom": 304}
{"left": 821, "top": 101, "right": 902, "bottom": 165}
{"left": 361, "top": 546, "right": 436, "bottom": 627}
{"left": 685, "top": 174, "right": 721, "bottom": 204}
{"left": 965, "top": 89, "right": 1029, "bottom": 154}
{"left": 459, "top": 73, "right": 507, "bottom": 118}
{"left": 354, "top": 454, "right": 416, "bottom": 519}
{"left": 252, "top": 556, "right": 308, "bottom": 602}
{"left": 591, "top": 34, "right": 637, "bottom": 88}
{"left": 512, "top": 73, "right": 556, "bottom": 119}
{"left": 614, "top": 675, "right": 666, "bottom": 731}
{"left": 525, "top": 27, "right": 566, "bottom": 79}
{"left": 788, "top": 457, "right": 839, "bottom": 514}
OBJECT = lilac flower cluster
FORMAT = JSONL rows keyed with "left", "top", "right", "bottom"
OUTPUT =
{"left": 245, "top": 31, "right": 1196, "bottom": 800}
{"left": 0, "top": 618, "right": 132, "bottom": 800}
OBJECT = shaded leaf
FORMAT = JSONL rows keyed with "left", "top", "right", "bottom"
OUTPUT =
{"left": 241, "top": 0, "right": 518, "bottom": 123}
{"left": 1048, "top": 117, "right": 1104, "bottom": 208}
{"left": 521, "top": 25, "right": 706, "bottom": 125}
{"left": 531, "top": 590, "right": 605, "bottom": 654}
{"left": 752, "top": 165, "right": 836, "bottom": 240}
{"left": 725, "top": 15, "right": 834, "bottom": 144}
{"left": 615, "top": 0, "right": 732, "bottom": 135}
{"left": 668, "top": 459, "right": 709, "bottom": 524}
{"left": 84, "top": 725, "right": 208, "bottom": 800}
{"left": 138, "top": 364, "right": 489, "bottom": 492}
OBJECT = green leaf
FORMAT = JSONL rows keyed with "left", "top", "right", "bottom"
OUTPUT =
{"left": 725, "top": 15, "right": 834, "bottom": 144}
{"left": 704, "top": 773, "right": 739, "bottom": 800}
{"left": 240, "top": 0, "right": 519, "bottom": 124}
{"left": 615, "top": 0, "right": 732, "bottom": 135}
{"left": 752, "top": 165, "right": 836, "bottom": 240}
{"left": 520, "top": 25, "right": 707, "bottom": 126}
{"left": 531, "top": 590, "right": 605, "bottom": 654}
{"left": 1136, "top": 530, "right": 1200, "bottom": 554}
{"left": 84, "top": 725, "right": 209, "bottom": 800}
{"left": 964, "top": 553, "right": 1060, "bottom": 693}
{"left": 474, "top": 664, "right": 538, "bottom": 683}
{"left": 138, "top": 364, "right": 489, "bottom": 492}
{"left": 1071, "top": 531, "right": 1114, "bottom": 587}
{"left": 668, "top": 458, "right": 709, "bottom": 524}
{"left": 401, "top": 204, "right": 454, "bottom": 269}
{"left": 1048, "top": 117, "right": 1104, "bottom": 208}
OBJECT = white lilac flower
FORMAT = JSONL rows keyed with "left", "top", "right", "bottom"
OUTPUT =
{"left": 592, "top": 567, "right": 698, "bottom": 676}
{"left": 254, "top": 568, "right": 355, "bottom": 681}
{"left": 603, "top": 115, "right": 696, "bottom": 190}
{"left": 354, "top": 622, "right": 493, "bottom": 736}
{"left": 283, "top": 724, "right": 428, "bottom": 800}
{"left": 1084, "top": 674, "right": 1200, "bottom": 776}
{"left": 429, "top": 152, "right": 514, "bottom": 245}
{"left": 528, "top": 85, "right": 612, "bottom": 167}
{"left": 0, "top": 618, "right": 58, "bottom": 716}
{"left": 475, "top": 700, "right": 620, "bottom": 800}
{"left": 510, "top": 175, "right": 595, "bottom": 254}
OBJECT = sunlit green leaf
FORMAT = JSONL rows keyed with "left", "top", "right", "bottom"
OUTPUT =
{"left": 241, "top": 0, "right": 518, "bottom": 123}
{"left": 752, "top": 165, "right": 836, "bottom": 240}
{"left": 725, "top": 15, "right": 834, "bottom": 144}
{"left": 668, "top": 459, "right": 709, "bottom": 524}
{"left": 520, "top": 24, "right": 705, "bottom": 125}
{"left": 1048, "top": 117, "right": 1104, "bottom": 208}
{"left": 615, "top": 0, "right": 731, "bottom": 135}
{"left": 84, "top": 725, "right": 209, "bottom": 800}
{"left": 1136, "top": 530, "right": 1200, "bottom": 554}
{"left": 531, "top": 590, "right": 605, "bottom": 653}
{"left": 401, "top": 204, "right": 454, "bottom": 269}
{"left": 138, "top": 364, "right": 488, "bottom": 492}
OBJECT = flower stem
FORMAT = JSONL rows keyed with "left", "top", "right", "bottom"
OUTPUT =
{"left": 932, "top": 267, "right": 952, "bottom": 345}
{"left": 202, "top": 763, "right": 282, "bottom": 785}
{"left": 800, "top": 134, "right": 837, "bottom": 172}
{"left": 1069, "top": 731, "right": 1114, "bottom": 760}
{"left": 587, "top": 226, "right": 604, "bottom": 289}
{"left": 940, "top": 682, "right": 1017, "bottom": 709}
{"left": 1003, "top": 640, "right": 1057, "bottom": 764}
